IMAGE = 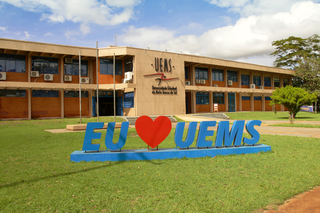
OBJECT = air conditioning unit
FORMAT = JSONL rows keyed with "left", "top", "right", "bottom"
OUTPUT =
{"left": 185, "top": 81, "right": 190, "bottom": 86}
{"left": 250, "top": 84, "right": 256, "bottom": 89}
{"left": 213, "top": 84, "right": 218, "bottom": 87}
{"left": 0, "top": 72, "right": 6, "bottom": 80}
{"left": 200, "top": 79, "right": 206, "bottom": 84}
{"left": 195, "top": 79, "right": 201, "bottom": 84}
{"left": 259, "top": 86, "right": 264, "bottom": 89}
{"left": 81, "top": 77, "right": 89, "bottom": 84}
{"left": 31, "top": 71, "right": 39, "bottom": 77}
{"left": 65, "top": 58, "right": 73, "bottom": 63}
{"left": 64, "top": 75, "right": 72, "bottom": 82}
{"left": 228, "top": 80, "right": 233, "bottom": 86}
{"left": 124, "top": 72, "right": 133, "bottom": 83}
{"left": 44, "top": 74, "right": 53, "bottom": 81}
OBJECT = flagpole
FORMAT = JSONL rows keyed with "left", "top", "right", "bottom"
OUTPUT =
{"left": 113, "top": 53, "right": 116, "bottom": 123}
{"left": 79, "top": 51, "right": 82, "bottom": 124}
{"left": 96, "top": 42, "right": 99, "bottom": 121}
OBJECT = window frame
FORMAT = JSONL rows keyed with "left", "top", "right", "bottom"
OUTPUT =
{"left": 32, "top": 56, "right": 59, "bottom": 75}
{"left": 241, "top": 74, "right": 250, "bottom": 86}
{"left": 64, "top": 59, "right": 88, "bottom": 76}
{"left": 124, "top": 92, "right": 134, "bottom": 108}
{"left": 100, "top": 58, "right": 122, "bottom": 75}
{"left": 213, "top": 92, "right": 224, "bottom": 104}
{"left": 212, "top": 69, "right": 224, "bottom": 81}
{"left": 196, "top": 92, "right": 209, "bottom": 105}
{"left": 227, "top": 70, "right": 238, "bottom": 82}
{"left": 253, "top": 75, "right": 261, "bottom": 86}
{"left": 264, "top": 76, "right": 271, "bottom": 87}
{"left": 195, "top": 67, "right": 208, "bottom": 80}
{"left": 0, "top": 53, "right": 26, "bottom": 73}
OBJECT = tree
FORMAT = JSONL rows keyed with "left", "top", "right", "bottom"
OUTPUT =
{"left": 270, "top": 86, "right": 317, "bottom": 118}
{"left": 271, "top": 34, "right": 320, "bottom": 69}
{"left": 295, "top": 55, "right": 320, "bottom": 113}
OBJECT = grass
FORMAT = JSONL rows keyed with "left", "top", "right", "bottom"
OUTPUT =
{"left": 1, "top": 118, "right": 320, "bottom": 212}
{"left": 225, "top": 111, "right": 320, "bottom": 121}
{"left": 270, "top": 123, "right": 320, "bottom": 128}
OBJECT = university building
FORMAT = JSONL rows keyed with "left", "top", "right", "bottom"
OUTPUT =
{"left": 0, "top": 38, "right": 294, "bottom": 120}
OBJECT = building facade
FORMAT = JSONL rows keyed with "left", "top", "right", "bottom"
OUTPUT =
{"left": 0, "top": 38, "right": 294, "bottom": 120}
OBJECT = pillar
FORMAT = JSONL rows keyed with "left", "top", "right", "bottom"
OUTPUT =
{"left": 262, "top": 94, "right": 265, "bottom": 111}
{"left": 209, "top": 91, "right": 213, "bottom": 113}
{"left": 251, "top": 93, "right": 254, "bottom": 111}
{"left": 224, "top": 92, "right": 228, "bottom": 112}
{"left": 239, "top": 93, "right": 242, "bottom": 111}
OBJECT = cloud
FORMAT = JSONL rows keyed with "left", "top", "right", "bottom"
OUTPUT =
{"left": 120, "top": 1, "right": 320, "bottom": 66}
{"left": 119, "top": 26, "right": 175, "bottom": 47}
{"left": 44, "top": 32, "right": 54, "bottom": 36}
{"left": 24, "top": 31, "right": 30, "bottom": 39}
{"left": 0, "top": 26, "right": 7, "bottom": 32}
{"left": 0, "top": 0, "right": 141, "bottom": 34}
{"left": 207, "top": 0, "right": 320, "bottom": 16}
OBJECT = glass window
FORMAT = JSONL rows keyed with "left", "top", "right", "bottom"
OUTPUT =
{"left": 64, "top": 90, "right": 88, "bottom": 98}
{"left": 32, "top": 90, "right": 59, "bottom": 97}
{"left": 227, "top": 70, "right": 238, "bottom": 82}
{"left": 124, "top": 92, "right": 134, "bottom": 108}
{"left": 0, "top": 54, "right": 26, "bottom": 73}
{"left": 0, "top": 89, "right": 26, "bottom": 97}
{"left": 32, "top": 56, "right": 59, "bottom": 74}
{"left": 241, "top": 74, "right": 250, "bottom": 85}
{"left": 100, "top": 58, "right": 122, "bottom": 75}
{"left": 124, "top": 57, "right": 133, "bottom": 72}
{"left": 242, "top": 96, "right": 250, "bottom": 100}
{"left": 283, "top": 78, "right": 289, "bottom": 87}
{"left": 212, "top": 69, "right": 224, "bottom": 81}
{"left": 265, "top": 96, "right": 272, "bottom": 100}
{"left": 253, "top": 75, "right": 261, "bottom": 86}
{"left": 64, "top": 59, "right": 88, "bottom": 76}
{"left": 213, "top": 92, "right": 224, "bottom": 104}
{"left": 264, "top": 77, "right": 271, "bottom": 87}
{"left": 274, "top": 77, "right": 280, "bottom": 87}
{"left": 195, "top": 67, "right": 208, "bottom": 80}
{"left": 185, "top": 66, "right": 189, "bottom": 79}
{"left": 254, "top": 96, "right": 262, "bottom": 100}
{"left": 196, "top": 92, "right": 209, "bottom": 105}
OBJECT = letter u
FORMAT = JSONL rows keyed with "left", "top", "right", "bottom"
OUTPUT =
{"left": 174, "top": 122, "right": 197, "bottom": 148}
{"left": 105, "top": 122, "right": 129, "bottom": 150}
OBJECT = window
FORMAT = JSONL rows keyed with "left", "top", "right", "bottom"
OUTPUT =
{"left": 0, "top": 89, "right": 26, "bottom": 97}
{"left": 265, "top": 96, "right": 272, "bottom": 100}
{"left": 32, "top": 56, "right": 58, "bottom": 74}
{"left": 32, "top": 90, "right": 59, "bottom": 97}
{"left": 213, "top": 92, "right": 224, "bottom": 104}
{"left": 274, "top": 77, "right": 280, "bottom": 87}
{"left": 283, "top": 78, "right": 289, "bottom": 87}
{"left": 242, "top": 96, "right": 250, "bottom": 101}
{"left": 264, "top": 77, "right": 271, "bottom": 87}
{"left": 254, "top": 96, "right": 262, "bottom": 101}
{"left": 253, "top": 75, "right": 261, "bottom": 86}
{"left": 241, "top": 74, "right": 250, "bottom": 86}
{"left": 0, "top": 53, "right": 26, "bottom": 73}
{"left": 195, "top": 67, "right": 208, "bottom": 80}
{"left": 212, "top": 69, "right": 224, "bottom": 81}
{"left": 124, "top": 57, "right": 133, "bottom": 72}
{"left": 196, "top": 92, "right": 209, "bottom": 105}
{"left": 185, "top": 66, "right": 188, "bottom": 79}
{"left": 65, "top": 59, "right": 88, "bottom": 76}
{"left": 227, "top": 70, "right": 238, "bottom": 82}
{"left": 124, "top": 92, "right": 134, "bottom": 108}
{"left": 100, "top": 58, "right": 122, "bottom": 75}
{"left": 64, "top": 90, "right": 88, "bottom": 98}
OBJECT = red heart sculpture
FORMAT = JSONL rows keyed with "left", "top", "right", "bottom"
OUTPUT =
{"left": 135, "top": 116, "right": 172, "bottom": 148}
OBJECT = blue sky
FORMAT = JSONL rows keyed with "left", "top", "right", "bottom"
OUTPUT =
{"left": 0, "top": 0, "right": 319, "bottom": 66}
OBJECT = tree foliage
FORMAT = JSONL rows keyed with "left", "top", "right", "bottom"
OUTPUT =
{"left": 294, "top": 55, "right": 320, "bottom": 93}
{"left": 270, "top": 86, "right": 317, "bottom": 118}
{"left": 271, "top": 34, "right": 320, "bottom": 69}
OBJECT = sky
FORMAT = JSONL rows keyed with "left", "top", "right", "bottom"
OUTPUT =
{"left": 0, "top": 0, "right": 320, "bottom": 66}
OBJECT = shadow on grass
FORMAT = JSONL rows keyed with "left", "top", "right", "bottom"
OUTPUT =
{"left": 0, "top": 157, "right": 164, "bottom": 189}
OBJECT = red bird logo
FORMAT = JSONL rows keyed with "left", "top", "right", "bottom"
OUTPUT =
{"left": 144, "top": 73, "right": 178, "bottom": 85}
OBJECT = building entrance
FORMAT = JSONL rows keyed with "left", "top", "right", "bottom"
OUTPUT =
{"left": 228, "top": 93, "right": 236, "bottom": 112}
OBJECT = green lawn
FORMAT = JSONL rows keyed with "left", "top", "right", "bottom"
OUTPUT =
{"left": 270, "top": 123, "right": 320, "bottom": 128}
{"left": 1, "top": 118, "right": 320, "bottom": 212}
{"left": 225, "top": 111, "right": 320, "bottom": 121}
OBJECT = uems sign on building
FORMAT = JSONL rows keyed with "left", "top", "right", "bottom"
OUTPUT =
{"left": 71, "top": 116, "right": 271, "bottom": 162}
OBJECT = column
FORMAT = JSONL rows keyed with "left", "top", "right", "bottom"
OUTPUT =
{"left": 28, "top": 54, "right": 31, "bottom": 82}
{"left": 224, "top": 69, "right": 228, "bottom": 87}
{"left": 61, "top": 89, "right": 64, "bottom": 118}
{"left": 191, "top": 91, "right": 196, "bottom": 113}
{"left": 271, "top": 74, "right": 274, "bottom": 89}
{"left": 209, "top": 67, "right": 212, "bottom": 87}
{"left": 209, "top": 91, "right": 213, "bottom": 113}
{"left": 28, "top": 89, "right": 31, "bottom": 120}
{"left": 251, "top": 93, "right": 254, "bottom": 111}
{"left": 250, "top": 72, "right": 253, "bottom": 85}
{"left": 261, "top": 73, "right": 264, "bottom": 87}
{"left": 262, "top": 94, "right": 265, "bottom": 111}
{"left": 238, "top": 71, "right": 242, "bottom": 88}
{"left": 224, "top": 92, "right": 228, "bottom": 112}
{"left": 89, "top": 90, "right": 93, "bottom": 117}
{"left": 239, "top": 93, "right": 242, "bottom": 111}
{"left": 191, "top": 66, "right": 195, "bottom": 85}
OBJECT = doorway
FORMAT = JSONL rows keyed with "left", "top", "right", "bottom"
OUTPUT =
{"left": 228, "top": 93, "right": 235, "bottom": 112}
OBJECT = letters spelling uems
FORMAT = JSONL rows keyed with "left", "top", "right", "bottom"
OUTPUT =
{"left": 82, "top": 120, "right": 262, "bottom": 151}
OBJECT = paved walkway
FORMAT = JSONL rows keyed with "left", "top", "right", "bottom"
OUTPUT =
{"left": 175, "top": 114, "right": 320, "bottom": 138}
